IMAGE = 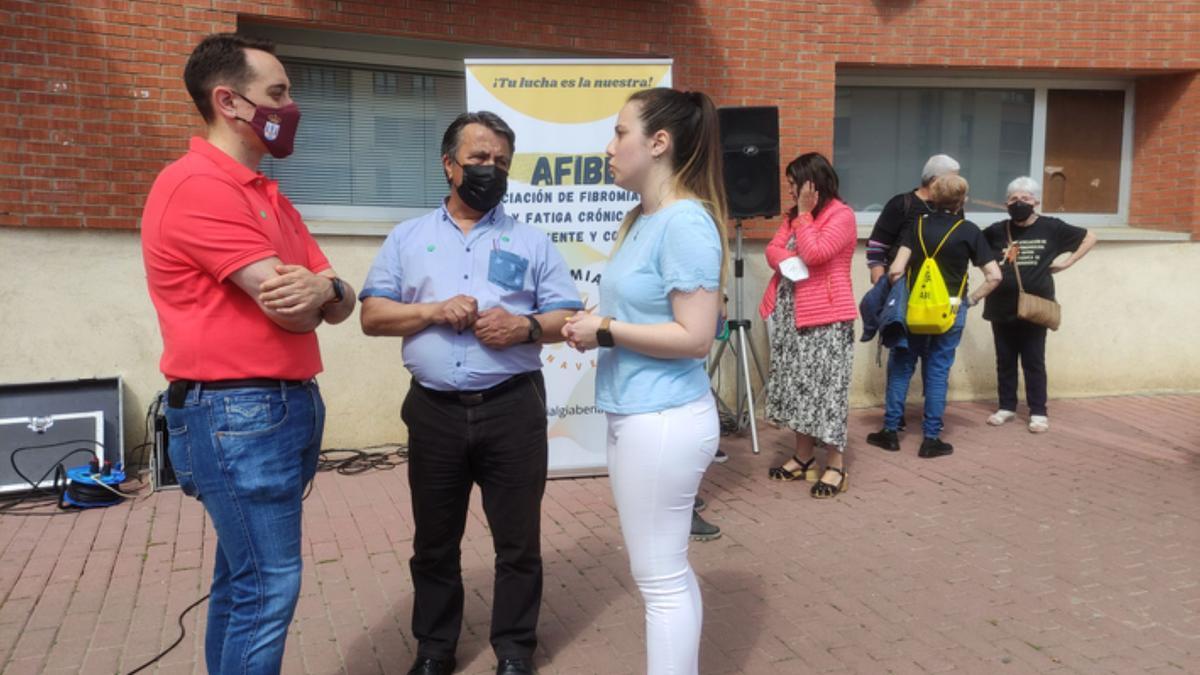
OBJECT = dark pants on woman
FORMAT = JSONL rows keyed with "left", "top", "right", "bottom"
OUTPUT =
{"left": 401, "top": 371, "right": 548, "bottom": 661}
{"left": 992, "top": 320, "right": 1048, "bottom": 416}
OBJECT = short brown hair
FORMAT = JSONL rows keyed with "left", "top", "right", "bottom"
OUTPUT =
{"left": 930, "top": 174, "right": 969, "bottom": 211}
{"left": 184, "top": 33, "right": 276, "bottom": 123}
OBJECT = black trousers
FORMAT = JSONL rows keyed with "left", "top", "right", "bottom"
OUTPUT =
{"left": 991, "top": 320, "right": 1048, "bottom": 416}
{"left": 401, "top": 372, "right": 548, "bottom": 660}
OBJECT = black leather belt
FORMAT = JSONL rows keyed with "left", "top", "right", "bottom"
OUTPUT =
{"left": 166, "top": 378, "right": 308, "bottom": 408}
{"left": 415, "top": 372, "right": 537, "bottom": 407}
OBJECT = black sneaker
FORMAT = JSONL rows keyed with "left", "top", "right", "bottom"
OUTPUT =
{"left": 866, "top": 428, "right": 900, "bottom": 451}
{"left": 713, "top": 449, "right": 728, "bottom": 463}
{"left": 694, "top": 496, "right": 706, "bottom": 512}
{"left": 690, "top": 510, "right": 721, "bottom": 541}
{"left": 918, "top": 437, "right": 954, "bottom": 458}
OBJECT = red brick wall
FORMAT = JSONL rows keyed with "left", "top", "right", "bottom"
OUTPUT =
{"left": 2, "top": 0, "right": 1198, "bottom": 238}
{"left": 1132, "top": 73, "right": 1200, "bottom": 234}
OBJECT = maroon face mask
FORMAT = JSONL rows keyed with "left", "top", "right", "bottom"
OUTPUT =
{"left": 234, "top": 92, "right": 301, "bottom": 158}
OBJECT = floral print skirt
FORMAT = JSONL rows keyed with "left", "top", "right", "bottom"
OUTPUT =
{"left": 765, "top": 281, "right": 854, "bottom": 450}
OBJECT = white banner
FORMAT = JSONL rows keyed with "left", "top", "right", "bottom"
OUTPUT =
{"left": 465, "top": 58, "right": 673, "bottom": 476}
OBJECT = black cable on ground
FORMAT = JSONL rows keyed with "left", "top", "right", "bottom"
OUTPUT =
{"left": 303, "top": 444, "right": 407, "bottom": 501}
{"left": 132, "top": 442, "right": 406, "bottom": 669}
{"left": 124, "top": 592, "right": 210, "bottom": 675}
{"left": 317, "top": 445, "right": 408, "bottom": 475}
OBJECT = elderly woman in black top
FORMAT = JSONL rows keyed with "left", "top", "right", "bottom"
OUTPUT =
{"left": 865, "top": 154, "right": 961, "bottom": 284}
{"left": 982, "top": 176, "right": 1097, "bottom": 433}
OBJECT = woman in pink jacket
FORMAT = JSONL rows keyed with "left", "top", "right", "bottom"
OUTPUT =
{"left": 760, "top": 152, "right": 857, "bottom": 498}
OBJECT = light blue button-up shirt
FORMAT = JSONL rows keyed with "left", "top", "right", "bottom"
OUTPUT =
{"left": 361, "top": 202, "right": 584, "bottom": 392}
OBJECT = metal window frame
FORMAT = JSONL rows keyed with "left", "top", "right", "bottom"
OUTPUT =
{"left": 272, "top": 45, "right": 467, "bottom": 234}
{"left": 837, "top": 74, "right": 1135, "bottom": 227}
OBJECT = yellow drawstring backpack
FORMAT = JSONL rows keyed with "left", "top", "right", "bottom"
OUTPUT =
{"left": 906, "top": 215, "right": 967, "bottom": 335}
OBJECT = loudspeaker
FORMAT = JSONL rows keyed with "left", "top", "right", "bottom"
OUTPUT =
{"left": 719, "top": 106, "right": 780, "bottom": 219}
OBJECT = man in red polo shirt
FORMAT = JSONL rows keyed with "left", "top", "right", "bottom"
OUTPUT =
{"left": 140, "top": 33, "right": 356, "bottom": 674}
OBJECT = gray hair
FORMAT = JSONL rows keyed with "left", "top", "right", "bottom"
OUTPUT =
{"left": 1006, "top": 176, "right": 1042, "bottom": 201}
{"left": 921, "top": 154, "right": 960, "bottom": 186}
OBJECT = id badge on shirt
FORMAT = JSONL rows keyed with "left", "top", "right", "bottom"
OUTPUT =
{"left": 488, "top": 248, "right": 529, "bottom": 292}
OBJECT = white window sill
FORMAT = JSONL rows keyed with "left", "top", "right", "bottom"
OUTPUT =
{"left": 308, "top": 221, "right": 398, "bottom": 237}
{"left": 305, "top": 220, "right": 1193, "bottom": 242}
{"left": 853, "top": 224, "right": 1192, "bottom": 243}
{"left": 1086, "top": 227, "right": 1192, "bottom": 242}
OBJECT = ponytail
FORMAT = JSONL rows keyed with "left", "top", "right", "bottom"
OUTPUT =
{"left": 613, "top": 88, "right": 730, "bottom": 289}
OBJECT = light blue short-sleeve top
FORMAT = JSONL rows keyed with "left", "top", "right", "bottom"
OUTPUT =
{"left": 595, "top": 199, "right": 723, "bottom": 414}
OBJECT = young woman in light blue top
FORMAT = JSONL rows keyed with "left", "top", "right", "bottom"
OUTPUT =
{"left": 563, "top": 88, "right": 728, "bottom": 675}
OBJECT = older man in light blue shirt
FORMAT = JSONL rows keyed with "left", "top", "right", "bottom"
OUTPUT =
{"left": 360, "top": 111, "right": 580, "bottom": 675}
{"left": 361, "top": 202, "right": 581, "bottom": 391}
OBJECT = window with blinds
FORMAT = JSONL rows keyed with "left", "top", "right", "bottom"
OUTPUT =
{"left": 834, "top": 86, "right": 1034, "bottom": 213}
{"left": 261, "top": 60, "right": 465, "bottom": 211}
{"left": 833, "top": 77, "right": 1134, "bottom": 224}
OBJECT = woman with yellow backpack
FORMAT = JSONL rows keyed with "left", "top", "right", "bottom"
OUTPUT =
{"left": 865, "top": 175, "right": 1002, "bottom": 458}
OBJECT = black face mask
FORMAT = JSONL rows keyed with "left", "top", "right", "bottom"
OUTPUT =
{"left": 1007, "top": 200, "right": 1035, "bottom": 222}
{"left": 455, "top": 163, "right": 508, "bottom": 213}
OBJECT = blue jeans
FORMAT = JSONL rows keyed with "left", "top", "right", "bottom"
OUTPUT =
{"left": 164, "top": 381, "right": 324, "bottom": 675}
{"left": 885, "top": 308, "right": 967, "bottom": 439}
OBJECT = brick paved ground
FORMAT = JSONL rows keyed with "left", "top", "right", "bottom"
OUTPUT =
{"left": 1, "top": 395, "right": 1197, "bottom": 674}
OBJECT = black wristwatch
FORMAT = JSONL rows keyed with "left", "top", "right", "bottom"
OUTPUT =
{"left": 596, "top": 316, "right": 615, "bottom": 347}
{"left": 326, "top": 277, "right": 345, "bottom": 305}
{"left": 524, "top": 315, "right": 543, "bottom": 343}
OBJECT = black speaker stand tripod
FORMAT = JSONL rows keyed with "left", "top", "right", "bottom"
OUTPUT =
{"left": 708, "top": 219, "right": 768, "bottom": 454}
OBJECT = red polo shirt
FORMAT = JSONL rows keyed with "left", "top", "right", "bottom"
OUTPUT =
{"left": 141, "top": 137, "right": 330, "bottom": 381}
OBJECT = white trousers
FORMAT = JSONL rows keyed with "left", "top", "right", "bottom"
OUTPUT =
{"left": 607, "top": 394, "right": 720, "bottom": 675}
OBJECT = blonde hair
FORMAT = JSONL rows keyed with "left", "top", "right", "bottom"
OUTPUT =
{"left": 930, "top": 174, "right": 969, "bottom": 212}
{"left": 612, "top": 88, "right": 729, "bottom": 289}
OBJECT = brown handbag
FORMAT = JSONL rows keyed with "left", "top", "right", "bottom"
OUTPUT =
{"left": 1007, "top": 223, "right": 1062, "bottom": 331}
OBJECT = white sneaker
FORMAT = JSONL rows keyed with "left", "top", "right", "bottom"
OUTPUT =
{"left": 1028, "top": 415, "right": 1050, "bottom": 433}
{"left": 987, "top": 410, "right": 1017, "bottom": 426}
